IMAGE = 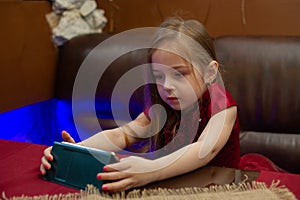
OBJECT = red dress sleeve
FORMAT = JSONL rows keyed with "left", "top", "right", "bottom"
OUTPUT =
{"left": 206, "top": 84, "right": 288, "bottom": 172}
{"left": 201, "top": 83, "right": 241, "bottom": 168}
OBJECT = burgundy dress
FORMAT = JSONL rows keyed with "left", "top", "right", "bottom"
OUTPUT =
{"left": 199, "top": 83, "right": 240, "bottom": 168}
{"left": 193, "top": 84, "right": 286, "bottom": 172}
{"left": 145, "top": 83, "right": 241, "bottom": 168}
{"left": 141, "top": 83, "right": 286, "bottom": 172}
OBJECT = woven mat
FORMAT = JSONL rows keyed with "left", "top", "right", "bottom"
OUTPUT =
{"left": 1, "top": 181, "right": 297, "bottom": 200}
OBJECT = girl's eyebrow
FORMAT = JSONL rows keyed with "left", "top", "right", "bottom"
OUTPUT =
{"left": 172, "top": 65, "right": 190, "bottom": 70}
{"left": 152, "top": 65, "right": 190, "bottom": 71}
{"left": 152, "top": 69, "right": 160, "bottom": 72}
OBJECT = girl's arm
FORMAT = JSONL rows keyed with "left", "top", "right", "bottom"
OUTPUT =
{"left": 77, "top": 112, "right": 151, "bottom": 152}
{"left": 156, "top": 106, "right": 237, "bottom": 180}
{"left": 98, "top": 106, "right": 237, "bottom": 191}
{"left": 40, "top": 112, "right": 150, "bottom": 175}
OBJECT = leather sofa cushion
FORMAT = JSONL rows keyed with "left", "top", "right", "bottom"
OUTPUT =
{"left": 214, "top": 36, "right": 300, "bottom": 133}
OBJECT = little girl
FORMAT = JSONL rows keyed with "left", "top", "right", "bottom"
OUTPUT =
{"left": 41, "top": 17, "right": 240, "bottom": 192}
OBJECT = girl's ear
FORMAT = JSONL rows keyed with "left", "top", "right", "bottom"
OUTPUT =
{"left": 204, "top": 61, "right": 219, "bottom": 85}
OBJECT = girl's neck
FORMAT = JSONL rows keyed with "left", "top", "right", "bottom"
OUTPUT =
{"left": 181, "top": 101, "right": 201, "bottom": 116}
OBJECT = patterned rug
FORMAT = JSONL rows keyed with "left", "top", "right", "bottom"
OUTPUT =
{"left": 2, "top": 181, "right": 297, "bottom": 200}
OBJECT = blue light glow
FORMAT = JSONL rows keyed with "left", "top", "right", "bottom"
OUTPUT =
{"left": 0, "top": 98, "right": 142, "bottom": 146}
{"left": 0, "top": 99, "right": 78, "bottom": 146}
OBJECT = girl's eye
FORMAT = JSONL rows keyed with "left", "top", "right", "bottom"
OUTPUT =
{"left": 153, "top": 74, "right": 163, "bottom": 80}
{"left": 174, "top": 71, "right": 185, "bottom": 78}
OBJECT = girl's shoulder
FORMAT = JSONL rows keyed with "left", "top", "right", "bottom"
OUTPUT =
{"left": 203, "top": 83, "right": 237, "bottom": 115}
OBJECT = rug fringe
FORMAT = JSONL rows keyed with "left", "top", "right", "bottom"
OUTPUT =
{"left": 1, "top": 180, "right": 297, "bottom": 200}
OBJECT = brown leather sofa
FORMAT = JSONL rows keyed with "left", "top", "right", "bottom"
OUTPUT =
{"left": 55, "top": 33, "right": 300, "bottom": 173}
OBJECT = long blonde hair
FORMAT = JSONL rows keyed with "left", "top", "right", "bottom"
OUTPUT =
{"left": 145, "top": 17, "right": 218, "bottom": 151}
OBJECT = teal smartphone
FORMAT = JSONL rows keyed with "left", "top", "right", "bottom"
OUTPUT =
{"left": 44, "top": 141, "right": 118, "bottom": 190}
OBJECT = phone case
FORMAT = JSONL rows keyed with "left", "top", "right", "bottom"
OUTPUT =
{"left": 44, "top": 141, "right": 118, "bottom": 190}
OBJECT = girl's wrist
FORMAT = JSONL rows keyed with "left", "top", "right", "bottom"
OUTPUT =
{"left": 148, "top": 159, "right": 169, "bottom": 182}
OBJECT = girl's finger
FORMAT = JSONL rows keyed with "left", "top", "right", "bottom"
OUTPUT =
{"left": 104, "top": 160, "right": 131, "bottom": 172}
{"left": 43, "top": 147, "right": 53, "bottom": 161}
{"left": 97, "top": 171, "right": 128, "bottom": 181}
{"left": 61, "top": 130, "right": 75, "bottom": 143}
{"left": 41, "top": 156, "right": 51, "bottom": 170}
{"left": 101, "top": 178, "right": 133, "bottom": 192}
{"left": 40, "top": 164, "right": 46, "bottom": 175}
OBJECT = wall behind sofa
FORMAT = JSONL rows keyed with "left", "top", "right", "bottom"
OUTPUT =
{"left": 99, "top": 0, "right": 300, "bottom": 37}
{"left": 0, "top": 0, "right": 56, "bottom": 113}
{"left": 1, "top": 0, "right": 300, "bottom": 113}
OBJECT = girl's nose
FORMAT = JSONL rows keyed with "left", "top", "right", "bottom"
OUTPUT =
{"left": 163, "top": 77, "right": 175, "bottom": 91}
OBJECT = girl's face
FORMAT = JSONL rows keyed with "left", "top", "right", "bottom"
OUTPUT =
{"left": 151, "top": 50, "right": 206, "bottom": 111}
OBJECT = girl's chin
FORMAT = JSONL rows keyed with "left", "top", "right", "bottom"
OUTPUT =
{"left": 166, "top": 101, "right": 186, "bottom": 111}
{"left": 164, "top": 98, "right": 196, "bottom": 111}
{"left": 164, "top": 102, "right": 180, "bottom": 110}
{"left": 167, "top": 102, "right": 198, "bottom": 113}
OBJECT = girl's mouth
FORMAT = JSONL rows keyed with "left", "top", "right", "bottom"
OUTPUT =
{"left": 167, "top": 97, "right": 179, "bottom": 101}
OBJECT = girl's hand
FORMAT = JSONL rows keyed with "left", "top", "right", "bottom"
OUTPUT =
{"left": 40, "top": 130, "right": 75, "bottom": 175}
{"left": 40, "top": 146, "right": 53, "bottom": 175}
{"left": 97, "top": 156, "right": 159, "bottom": 192}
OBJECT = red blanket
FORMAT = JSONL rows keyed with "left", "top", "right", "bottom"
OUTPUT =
{"left": 239, "top": 153, "right": 287, "bottom": 173}
{"left": 0, "top": 140, "right": 78, "bottom": 197}
{"left": 1, "top": 140, "right": 299, "bottom": 199}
